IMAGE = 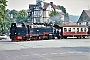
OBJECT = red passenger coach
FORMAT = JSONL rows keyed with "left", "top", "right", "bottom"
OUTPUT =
{"left": 60, "top": 25, "right": 88, "bottom": 39}
{"left": 54, "top": 25, "right": 88, "bottom": 39}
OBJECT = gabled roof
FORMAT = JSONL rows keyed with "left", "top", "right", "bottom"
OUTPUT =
{"left": 29, "top": 2, "right": 63, "bottom": 15}
{"left": 77, "top": 10, "right": 90, "bottom": 23}
{"left": 29, "top": 2, "right": 60, "bottom": 10}
{"left": 43, "top": 2, "right": 60, "bottom": 10}
{"left": 43, "top": 2, "right": 49, "bottom": 9}
{"left": 84, "top": 10, "right": 90, "bottom": 17}
{"left": 51, "top": 4, "right": 60, "bottom": 10}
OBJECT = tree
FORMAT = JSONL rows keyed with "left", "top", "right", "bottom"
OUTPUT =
{"left": 0, "top": 8, "right": 29, "bottom": 34}
{"left": 9, "top": 9, "right": 18, "bottom": 19}
{"left": 9, "top": 9, "right": 19, "bottom": 23}
{"left": 58, "top": 5, "right": 66, "bottom": 14}
{"left": 58, "top": 5, "right": 69, "bottom": 22}
{"left": 0, "top": 0, "right": 7, "bottom": 34}
{"left": 5, "top": 9, "right": 12, "bottom": 31}
{"left": 49, "top": 10, "right": 59, "bottom": 17}
{"left": 16, "top": 10, "right": 28, "bottom": 23}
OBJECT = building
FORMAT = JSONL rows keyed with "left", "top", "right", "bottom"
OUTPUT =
{"left": 77, "top": 10, "right": 90, "bottom": 26}
{"left": 28, "top": 0, "right": 64, "bottom": 23}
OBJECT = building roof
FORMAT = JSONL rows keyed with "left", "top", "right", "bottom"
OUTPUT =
{"left": 51, "top": 4, "right": 60, "bottom": 10}
{"left": 29, "top": 2, "right": 60, "bottom": 10}
{"left": 64, "top": 22, "right": 77, "bottom": 26}
{"left": 43, "top": 2, "right": 49, "bottom": 9}
{"left": 77, "top": 10, "right": 90, "bottom": 23}
{"left": 54, "top": 24, "right": 88, "bottom": 28}
{"left": 43, "top": 2, "right": 60, "bottom": 10}
{"left": 84, "top": 10, "right": 90, "bottom": 17}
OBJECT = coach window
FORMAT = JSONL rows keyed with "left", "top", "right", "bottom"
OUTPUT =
{"left": 64, "top": 28, "right": 67, "bottom": 32}
{"left": 68, "top": 28, "right": 71, "bottom": 32}
{"left": 84, "top": 28, "right": 87, "bottom": 32}
{"left": 81, "top": 28, "right": 83, "bottom": 32}
{"left": 77, "top": 28, "right": 79, "bottom": 32}
{"left": 73, "top": 28, "right": 75, "bottom": 32}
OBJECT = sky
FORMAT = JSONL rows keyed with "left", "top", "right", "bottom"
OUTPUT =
{"left": 6, "top": 0, "right": 90, "bottom": 16}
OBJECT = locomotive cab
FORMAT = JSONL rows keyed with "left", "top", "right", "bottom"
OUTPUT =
{"left": 10, "top": 23, "right": 28, "bottom": 41}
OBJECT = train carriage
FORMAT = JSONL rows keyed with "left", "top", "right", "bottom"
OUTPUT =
{"left": 54, "top": 25, "right": 89, "bottom": 39}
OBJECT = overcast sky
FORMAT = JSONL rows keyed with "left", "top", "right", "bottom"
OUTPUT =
{"left": 6, "top": 0, "right": 90, "bottom": 15}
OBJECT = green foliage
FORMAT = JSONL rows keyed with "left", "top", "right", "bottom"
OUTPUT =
{"left": 5, "top": 10, "right": 12, "bottom": 29}
{"left": 0, "top": 8, "right": 29, "bottom": 34}
{"left": 0, "top": 0, "right": 7, "bottom": 34}
{"left": 58, "top": 5, "right": 69, "bottom": 22}
{"left": 9, "top": 9, "right": 18, "bottom": 19}
{"left": 0, "top": 1, "right": 29, "bottom": 34}
{"left": 58, "top": 5, "right": 66, "bottom": 14}
{"left": 16, "top": 10, "right": 28, "bottom": 23}
{"left": 58, "top": 5, "right": 69, "bottom": 17}
{"left": 49, "top": 10, "right": 59, "bottom": 17}
{"left": 8, "top": 9, "right": 28, "bottom": 23}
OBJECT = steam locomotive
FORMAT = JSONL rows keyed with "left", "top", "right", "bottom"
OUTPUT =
{"left": 10, "top": 22, "right": 55, "bottom": 41}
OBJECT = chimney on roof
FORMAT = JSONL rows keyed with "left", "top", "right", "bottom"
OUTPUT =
{"left": 50, "top": 2, "right": 53, "bottom": 5}
{"left": 87, "top": 5, "right": 90, "bottom": 10}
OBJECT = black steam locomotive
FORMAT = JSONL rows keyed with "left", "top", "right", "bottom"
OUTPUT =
{"left": 10, "top": 22, "right": 56, "bottom": 41}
